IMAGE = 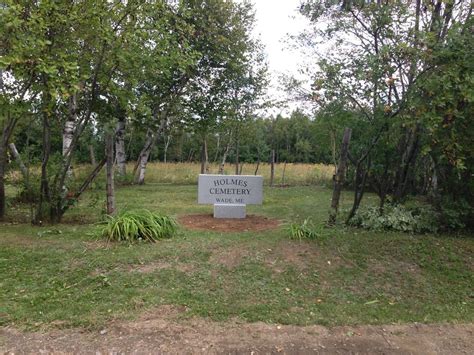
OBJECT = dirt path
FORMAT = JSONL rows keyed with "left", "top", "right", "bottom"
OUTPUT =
{"left": 1, "top": 311, "right": 473, "bottom": 355}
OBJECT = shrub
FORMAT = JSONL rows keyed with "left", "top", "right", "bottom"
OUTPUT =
{"left": 101, "top": 209, "right": 177, "bottom": 243}
{"left": 438, "top": 198, "right": 473, "bottom": 230}
{"left": 349, "top": 204, "right": 439, "bottom": 234}
{"left": 287, "top": 218, "right": 321, "bottom": 240}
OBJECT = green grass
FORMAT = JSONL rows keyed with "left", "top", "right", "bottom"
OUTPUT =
{"left": 0, "top": 184, "right": 473, "bottom": 330}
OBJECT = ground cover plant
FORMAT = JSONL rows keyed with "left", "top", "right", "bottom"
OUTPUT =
{"left": 100, "top": 209, "right": 177, "bottom": 243}
{"left": 1, "top": 183, "right": 472, "bottom": 331}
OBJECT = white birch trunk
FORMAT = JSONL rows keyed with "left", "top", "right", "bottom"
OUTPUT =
{"left": 115, "top": 118, "right": 126, "bottom": 176}
{"left": 218, "top": 141, "right": 231, "bottom": 174}
{"left": 8, "top": 143, "right": 28, "bottom": 180}
{"left": 63, "top": 94, "right": 77, "bottom": 177}
{"left": 163, "top": 135, "right": 171, "bottom": 163}
{"left": 135, "top": 130, "right": 155, "bottom": 185}
{"left": 134, "top": 119, "right": 166, "bottom": 185}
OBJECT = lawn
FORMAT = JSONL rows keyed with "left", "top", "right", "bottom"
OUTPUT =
{"left": 0, "top": 183, "right": 473, "bottom": 330}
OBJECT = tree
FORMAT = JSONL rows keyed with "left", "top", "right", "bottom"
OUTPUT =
{"left": 1, "top": 0, "right": 153, "bottom": 222}
{"left": 296, "top": 0, "right": 473, "bottom": 220}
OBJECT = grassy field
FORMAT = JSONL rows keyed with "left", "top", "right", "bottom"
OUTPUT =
{"left": 7, "top": 162, "right": 334, "bottom": 187}
{"left": 1, "top": 178, "right": 473, "bottom": 331}
{"left": 67, "top": 162, "right": 335, "bottom": 187}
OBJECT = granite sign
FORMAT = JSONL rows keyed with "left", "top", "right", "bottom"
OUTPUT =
{"left": 198, "top": 174, "right": 263, "bottom": 218}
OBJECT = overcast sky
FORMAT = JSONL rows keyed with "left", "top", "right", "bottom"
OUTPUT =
{"left": 251, "top": 0, "right": 310, "bottom": 114}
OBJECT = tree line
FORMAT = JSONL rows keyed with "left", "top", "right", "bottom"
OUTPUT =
{"left": 1, "top": 0, "right": 267, "bottom": 223}
{"left": 10, "top": 110, "right": 340, "bottom": 167}
{"left": 293, "top": 0, "right": 473, "bottom": 227}
{"left": 1, "top": 0, "right": 473, "bottom": 229}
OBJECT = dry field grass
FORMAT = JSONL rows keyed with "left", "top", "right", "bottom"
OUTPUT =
{"left": 7, "top": 162, "right": 334, "bottom": 187}
{"left": 125, "top": 162, "right": 334, "bottom": 186}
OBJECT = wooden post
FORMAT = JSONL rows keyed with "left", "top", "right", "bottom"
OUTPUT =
{"left": 281, "top": 161, "right": 287, "bottom": 186}
{"left": 328, "top": 128, "right": 352, "bottom": 225}
{"left": 105, "top": 131, "right": 116, "bottom": 215}
{"left": 270, "top": 149, "right": 275, "bottom": 187}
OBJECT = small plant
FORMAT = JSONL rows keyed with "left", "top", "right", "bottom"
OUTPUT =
{"left": 288, "top": 218, "right": 320, "bottom": 240}
{"left": 101, "top": 209, "right": 177, "bottom": 243}
{"left": 349, "top": 204, "right": 439, "bottom": 233}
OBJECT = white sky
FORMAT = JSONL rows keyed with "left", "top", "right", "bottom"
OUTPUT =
{"left": 251, "top": 0, "right": 310, "bottom": 114}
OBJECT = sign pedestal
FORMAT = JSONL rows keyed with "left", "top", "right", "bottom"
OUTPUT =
{"left": 214, "top": 204, "right": 246, "bottom": 219}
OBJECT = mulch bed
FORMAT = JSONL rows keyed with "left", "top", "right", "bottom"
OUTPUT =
{"left": 178, "top": 214, "right": 281, "bottom": 232}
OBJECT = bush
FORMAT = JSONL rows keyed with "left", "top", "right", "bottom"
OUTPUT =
{"left": 287, "top": 218, "right": 321, "bottom": 240}
{"left": 438, "top": 198, "right": 473, "bottom": 230}
{"left": 101, "top": 209, "right": 177, "bottom": 243}
{"left": 349, "top": 204, "right": 439, "bottom": 234}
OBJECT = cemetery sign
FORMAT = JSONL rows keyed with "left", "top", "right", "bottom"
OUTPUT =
{"left": 198, "top": 174, "right": 263, "bottom": 218}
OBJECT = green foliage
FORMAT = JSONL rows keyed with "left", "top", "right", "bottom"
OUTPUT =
{"left": 438, "top": 198, "right": 473, "bottom": 231}
{"left": 349, "top": 205, "right": 439, "bottom": 234}
{"left": 14, "top": 184, "right": 40, "bottom": 204}
{"left": 100, "top": 210, "right": 177, "bottom": 243}
{"left": 287, "top": 218, "right": 321, "bottom": 240}
{"left": 294, "top": 0, "right": 474, "bottom": 223}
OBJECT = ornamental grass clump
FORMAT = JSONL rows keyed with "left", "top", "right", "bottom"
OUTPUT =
{"left": 287, "top": 218, "right": 320, "bottom": 240}
{"left": 101, "top": 209, "right": 177, "bottom": 243}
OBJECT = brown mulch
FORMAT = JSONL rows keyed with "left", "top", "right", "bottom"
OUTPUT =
{"left": 178, "top": 214, "right": 281, "bottom": 232}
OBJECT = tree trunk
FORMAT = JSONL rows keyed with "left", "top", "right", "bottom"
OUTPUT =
{"left": 270, "top": 149, "right": 275, "bottom": 187}
{"left": 63, "top": 116, "right": 75, "bottom": 156}
{"left": 373, "top": 157, "right": 390, "bottom": 214}
{"left": 329, "top": 128, "right": 352, "bottom": 225}
{"left": 239, "top": 163, "right": 244, "bottom": 175}
{"left": 136, "top": 147, "right": 152, "bottom": 185}
{"left": 254, "top": 158, "right": 260, "bottom": 175}
{"left": 0, "top": 140, "right": 6, "bottom": 220}
{"left": 133, "top": 129, "right": 155, "bottom": 183}
{"left": 105, "top": 131, "right": 115, "bottom": 215}
{"left": 235, "top": 138, "right": 240, "bottom": 175}
{"left": 187, "top": 148, "right": 194, "bottom": 162}
{"left": 134, "top": 119, "right": 166, "bottom": 185}
{"left": 346, "top": 157, "right": 371, "bottom": 223}
{"left": 281, "top": 161, "right": 287, "bottom": 186}
{"left": 163, "top": 135, "right": 171, "bottom": 163}
{"left": 0, "top": 115, "right": 19, "bottom": 220}
{"left": 8, "top": 143, "right": 27, "bottom": 180}
{"left": 0, "top": 118, "right": 17, "bottom": 220}
{"left": 63, "top": 94, "right": 77, "bottom": 178}
{"left": 394, "top": 126, "right": 420, "bottom": 201}
{"left": 200, "top": 136, "right": 208, "bottom": 174}
{"left": 218, "top": 140, "right": 231, "bottom": 175}
{"left": 330, "top": 129, "right": 337, "bottom": 173}
{"left": 34, "top": 107, "right": 52, "bottom": 225}
{"left": 213, "top": 134, "right": 220, "bottom": 162}
{"left": 0, "top": 115, "right": 22, "bottom": 220}
{"left": 115, "top": 116, "right": 127, "bottom": 176}
{"left": 89, "top": 145, "right": 97, "bottom": 166}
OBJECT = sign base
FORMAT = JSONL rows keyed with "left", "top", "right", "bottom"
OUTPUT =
{"left": 213, "top": 204, "right": 246, "bottom": 219}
